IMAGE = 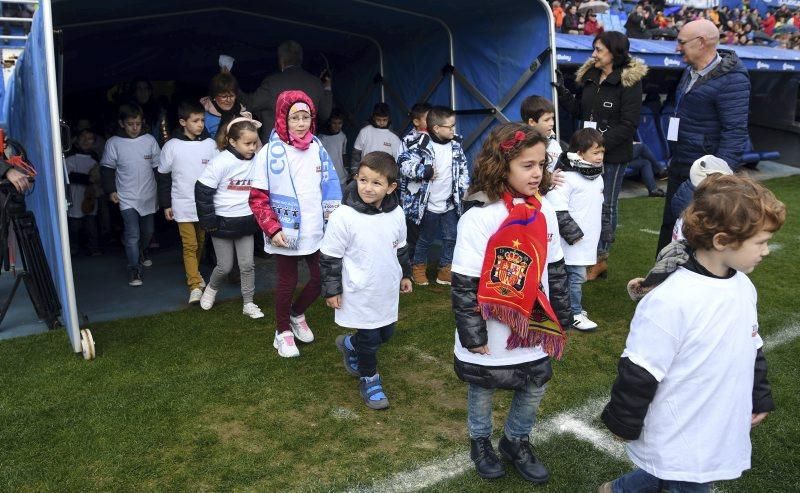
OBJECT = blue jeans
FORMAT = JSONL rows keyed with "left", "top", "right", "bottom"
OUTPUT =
{"left": 467, "top": 380, "right": 547, "bottom": 439}
{"left": 120, "top": 208, "right": 154, "bottom": 273}
{"left": 565, "top": 264, "right": 586, "bottom": 315}
{"left": 599, "top": 163, "right": 627, "bottom": 255}
{"left": 353, "top": 323, "right": 395, "bottom": 378}
{"left": 412, "top": 208, "right": 458, "bottom": 266}
{"left": 612, "top": 468, "right": 712, "bottom": 493}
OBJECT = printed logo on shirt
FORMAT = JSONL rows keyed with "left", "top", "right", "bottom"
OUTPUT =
{"left": 316, "top": 165, "right": 322, "bottom": 173}
{"left": 201, "top": 159, "right": 210, "bottom": 165}
{"left": 143, "top": 154, "right": 153, "bottom": 160}
{"left": 392, "top": 239, "right": 399, "bottom": 249}
{"left": 752, "top": 324, "right": 759, "bottom": 337}
{"left": 227, "top": 179, "right": 252, "bottom": 191}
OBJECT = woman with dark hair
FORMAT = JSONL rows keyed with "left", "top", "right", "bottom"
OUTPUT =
{"left": 200, "top": 72, "right": 255, "bottom": 138}
{"left": 553, "top": 31, "right": 647, "bottom": 280}
{"left": 562, "top": 4, "right": 581, "bottom": 34}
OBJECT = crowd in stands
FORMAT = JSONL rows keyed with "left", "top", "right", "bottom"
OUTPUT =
{"left": 550, "top": 1, "right": 800, "bottom": 50}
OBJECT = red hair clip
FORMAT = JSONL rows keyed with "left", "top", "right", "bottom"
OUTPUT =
{"left": 499, "top": 130, "right": 526, "bottom": 154}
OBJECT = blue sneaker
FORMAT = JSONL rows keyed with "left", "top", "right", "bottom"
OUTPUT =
{"left": 359, "top": 373, "right": 389, "bottom": 410}
{"left": 335, "top": 335, "right": 360, "bottom": 377}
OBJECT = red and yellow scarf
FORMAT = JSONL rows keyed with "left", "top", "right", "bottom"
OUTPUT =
{"left": 477, "top": 192, "right": 566, "bottom": 359}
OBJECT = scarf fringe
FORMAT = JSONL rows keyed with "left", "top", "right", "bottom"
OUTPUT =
{"left": 480, "top": 302, "right": 529, "bottom": 333}
{"left": 506, "top": 329, "right": 565, "bottom": 360}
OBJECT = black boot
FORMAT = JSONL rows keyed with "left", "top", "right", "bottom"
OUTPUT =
{"left": 469, "top": 437, "right": 505, "bottom": 479}
{"left": 498, "top": 435, "right": 549, "bottom": 484}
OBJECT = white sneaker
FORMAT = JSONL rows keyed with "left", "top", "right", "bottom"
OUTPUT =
{"left": 188, "top": 288, "right": 203, "bottom": 304}
{"left": 243, "top": 302, "right": 265, "bottom": 319}
{"left": 289, "top": 313, "right": 315, "bottom": 343}
{"left": 274, "top": 330, "right": 300, "bottom": 357}
{"left": 199, "top": 286, "right": 217, "bottom": 310}
{"left": 572, "top": 311, "right": 598, "bottom": 331}
{"left": 199, "top": 277, "right": 206, "bottom": 289}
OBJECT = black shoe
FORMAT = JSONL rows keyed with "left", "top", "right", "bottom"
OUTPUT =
{"left": 648, "top": 188, "right": 666, "bottom": 198}
{"left": 470, "top": 437, "right": 505, "bottom": 479}
{"left": 128, "top": 269, "right": 143, "bottom": 287}
{"left": 498, "top": 435, "right": 549, "bottom": 484}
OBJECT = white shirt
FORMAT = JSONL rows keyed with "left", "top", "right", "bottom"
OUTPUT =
{"left": 158, "top": 137, "right": 217, "bottom": 222}
{"left": 251, "top": 142, "right": 325, "bottom": 256}
{"left": 546, "top": 135, "right": 562, "bottom": 171}
{"left": 101, "top": 135, "right": 160, "bottom": 215}
{"left": 426, "top": 142, "right": 454, "bottom": 214}
{"left": 353, "top": 125, "right": 402, "bottom": 160}
{"left": 624, "top": 268, "right": 761, "bottom": 483}
{"left": 66, "top": 153, "right": 98, "bottom": 218}
{"left": 452, "top": 197, "right": 562, "bottom": 366}
{"left": 321, "top": 204, "right": 406, "bottom": 329}
{"left": 197, "top": 149, "right": 256, "bottom": 218}
{"left": 546, "top": 170, "right": 603, "bottom": 265}
{"left": 319, "top": 132, "right": 348, "bottom": 185}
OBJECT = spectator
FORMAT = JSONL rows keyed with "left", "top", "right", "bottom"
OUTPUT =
{"left": 200, "top": 71, "right": 255, "bottom": 139}
{"left": 656, "top": 19, "right": 750, "bottom": 253}
{"left": 552, "top": 0, "right": 565, "bottom": 30}
{"left": 762, "top": 11, "right": 776, "bottom": 36}
{"left": 242, "top": 40, "right": 333, "bottom": 140}
{"left": 584, "top": 11, "right": 604, "bottom": 36}
{"left": 562, "top": 4, "right": 581, "bottom": 34}
{"left": 625, "top": 5, "right": 648, "bottom": 39}
{"left": 554, "top": 31, "right": 647, "bottom": 280}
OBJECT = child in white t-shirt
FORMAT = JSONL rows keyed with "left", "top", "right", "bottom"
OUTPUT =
{"left": 100, "top": 103, "right": 161, "bottom": 287}
{"left": 599, "top": 174, "right": 785, "bottom": 493}
{"left": 452, "top": 123, "right": 570, "bottom": 483}
{"left": 520, "top": 95, "right": 562, "bottom": 169}
{"left": 249, "top": 90, "right": 342, "bottom": 358}
{"left": 318, "top": 109, "right": 348, "bottom": 190}
{"left": 157, "top": 100, "right": 218, "bottom": 304}
{"left": 195, "top": 118, "right": 264, "bottom": 320}
{"left": 321, "top": 152, "right": 412, "bottom": 410}
{"left": 66, "top": 129, "right": 101, "bottom": 256}
{"left": 547, "top": 128, "right": 605, "bottom": 332}
{"left": 350, "top": 102, "right": 402, "bottom": 171}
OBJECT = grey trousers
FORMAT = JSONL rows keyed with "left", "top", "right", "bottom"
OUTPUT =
{"left": 209, "top": 235, "right": 255, "bottom": 304}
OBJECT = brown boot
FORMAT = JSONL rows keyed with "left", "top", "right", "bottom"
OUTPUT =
{"left": 436, "top": 265, "right": 452, "bottom": 285}
{"left": 412, "top": 264, "right": 429, "bottom": 286}
{"left": 586, "top": 254, "right": 609, "bottom": 281}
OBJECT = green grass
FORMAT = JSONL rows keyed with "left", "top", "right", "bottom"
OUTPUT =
{"left": 1, "top": 176, "right": 798, "bottom": 492}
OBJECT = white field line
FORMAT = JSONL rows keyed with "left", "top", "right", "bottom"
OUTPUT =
{"left": 769, "top": 243, "right": 783, "bottom": 253}
{"left": 639, "top": 228, "right": 660, "bottom": 235}
{"left": 349, "top": 325, "right": 800, "bottom": 492}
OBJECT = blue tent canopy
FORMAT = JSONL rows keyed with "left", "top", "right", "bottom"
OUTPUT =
{"left": 3, "top": 0, "right": 559, "bottom": 352}
{"left": 556, "top": 34, "right": 800, "bottom": 73}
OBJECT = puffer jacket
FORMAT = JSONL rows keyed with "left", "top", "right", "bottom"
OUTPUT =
{"left": 450, "top": 196, "right": 571, "bottom": 390}
{"left": 398, "top": 133, "right": 469, "bottom": 225}
{"left": 668, "top": 51, "right": 750, "bottom": 169}
{"left": 320, "top": 181, "right": 411, "bottom": 298}
{"left": 556, "top": 58, "right": 648, "bottom": 165}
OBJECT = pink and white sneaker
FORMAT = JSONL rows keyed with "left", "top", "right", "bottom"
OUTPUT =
{"left": 274, "top": 330, "right": 300, "bottom": 358}
{"left": 289, "top": 313, "right": 315, "bottom": 343}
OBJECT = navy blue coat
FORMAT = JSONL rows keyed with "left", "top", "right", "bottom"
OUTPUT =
{"left": 670, "top": 51, "right": 750, "bottom": 169}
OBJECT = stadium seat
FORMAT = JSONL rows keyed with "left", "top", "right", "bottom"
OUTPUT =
{"left": 636, "top": 106, "right": 669, "bottom": 169}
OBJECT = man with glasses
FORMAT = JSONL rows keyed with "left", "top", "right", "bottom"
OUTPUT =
{"left": 656, "top": 19, "right": 750, "bottom": 254}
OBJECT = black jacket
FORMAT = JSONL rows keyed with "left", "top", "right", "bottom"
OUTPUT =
{"left": 193, "top": 146, "right": 258, "bottom": 239}
{"left": 450, "top": 195, "right": 571, "bottom": 390}
{"left": 319, "top": 181, "right": 411, "bottom": 299}
{"left": 556, "top": 58, "right": 647, "bottom": 165}
{"left": 601, "top": 257, "right": 775, "bottom": 440}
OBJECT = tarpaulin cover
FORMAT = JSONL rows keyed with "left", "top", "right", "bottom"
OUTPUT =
{"left": 4, "top": 1, "right": 557, "bottom": 347}
{"left": 4, "top": 9, "right": 77, "bottom": 348}
{"left": 556, "top": 33, "right": 800, "bottom": 72}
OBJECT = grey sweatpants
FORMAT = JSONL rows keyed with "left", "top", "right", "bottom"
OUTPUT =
{"left": 209, "top": 235, "right": 255, "bottom": 304}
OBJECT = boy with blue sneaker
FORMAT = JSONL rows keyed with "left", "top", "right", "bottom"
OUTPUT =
{"left": 320, "top": 151, "right": 413, "bottom": 410}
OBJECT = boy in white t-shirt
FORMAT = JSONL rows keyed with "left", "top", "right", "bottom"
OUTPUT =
{"left": 520, "top": 95, "right": 562, "bottom": 169}
{"left": 66, "top": 129, "right": 101, "bottom": 256}
{"left": 100, "top": 103, "right": 161, "bottom": 287}
{"left": 318, "top": 109, "right": 348, "bottom": 190}
{"left": 547, "top": 128, "right": 605, "bottom": 331}
{"left": 157, "top": 100, "right": 217, "bottom": 304}
{"left": 321, "top": 151, "right": 412, "bottom": 410}
{"left": 599, "top": 174, "right": 784, "bottom": 493}
{"left": 350, "top": 102, "right": 402, "bottom": 172}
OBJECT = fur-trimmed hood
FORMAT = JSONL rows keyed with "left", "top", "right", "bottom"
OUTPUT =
{"left": 575, "top": 58, "right": 648, "bottom": 88}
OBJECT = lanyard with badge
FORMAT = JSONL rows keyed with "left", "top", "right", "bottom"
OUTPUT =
{"left": 667, "top": 68, "right": 695, "bottom": 142}
{"left": 582, "top": 78, "right": 605, "bottom": 130}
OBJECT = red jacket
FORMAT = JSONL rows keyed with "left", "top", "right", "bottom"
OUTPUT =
{"left": 584, "top": 19, "right": 604, "bottom": 36}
